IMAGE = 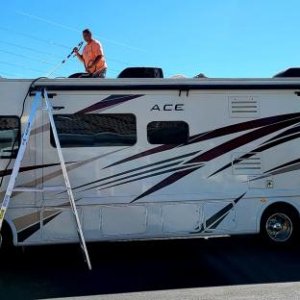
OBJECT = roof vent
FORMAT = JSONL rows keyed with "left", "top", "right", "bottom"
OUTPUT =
{"left": 274, "top": 68, "right": 300, "bottom": 78}
{"left": 232, "top": 153, "right": 262, "bottom": 175}
{"left": 118, "top": 67, "right": 164, "bottom": 78}
{"left": 229, "top": 96, "right": 259, "bottom": 118}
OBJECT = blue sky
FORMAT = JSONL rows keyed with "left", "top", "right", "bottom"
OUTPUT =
{"left": 0, "top": 0, "right": 299, "bottom": 79}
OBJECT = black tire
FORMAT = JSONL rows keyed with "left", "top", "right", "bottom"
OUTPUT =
{"left": 261, "top": 205, "right": 299, "bottom": 245}
{"left": 0, "top": 222, "right": 13, "bottom": 253}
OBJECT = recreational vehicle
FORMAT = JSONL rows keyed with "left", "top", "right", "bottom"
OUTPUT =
{"left": 1, "top": 67, "right": 300, "bottom": 250}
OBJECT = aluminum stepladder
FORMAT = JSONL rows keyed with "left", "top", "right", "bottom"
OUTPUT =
{"left": 0, "top": 89, "right": 92, "bottom": 270}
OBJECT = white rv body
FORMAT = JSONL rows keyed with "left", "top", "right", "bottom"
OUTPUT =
{"left": 1, "top": 77, "right": 300, "bottom": 245}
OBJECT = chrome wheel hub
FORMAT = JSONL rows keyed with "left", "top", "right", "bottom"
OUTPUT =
{"left": 266, "top": 213, "right": 293, "bottom": 242}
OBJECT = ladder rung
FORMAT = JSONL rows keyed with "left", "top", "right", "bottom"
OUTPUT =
{"left": 13, "top": 186, "right": 66, "bottom": 193}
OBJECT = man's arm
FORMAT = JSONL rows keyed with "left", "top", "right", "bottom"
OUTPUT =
{"left": 73, "top": 47, "right": 85, "bottom": 63}
{"left": 87, "top": 55, "right": 102, "bottom": 68}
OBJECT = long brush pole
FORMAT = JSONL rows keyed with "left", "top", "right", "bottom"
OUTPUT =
{"left": 46, "top": 41, "right": 83, "bottom": 77}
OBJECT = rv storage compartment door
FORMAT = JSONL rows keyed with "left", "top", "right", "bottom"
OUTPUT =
{"left": 161, "top": 203, "right": 201, "bottom": 233}
{"left": 101, "top": 205, "right": 147, "bottom": 236}
{"left": 41, "top": 207, "right": 83, "bottom": 241}
{"left": 203, "top": 201, "right": 237, "bottom": 233}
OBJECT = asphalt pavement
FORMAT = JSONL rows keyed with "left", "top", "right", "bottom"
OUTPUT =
{"left": 1, "top": 235, "right": 300, "bottom": 299}
{"left": 47, "top": 282, "right": 300, "bottom": 300}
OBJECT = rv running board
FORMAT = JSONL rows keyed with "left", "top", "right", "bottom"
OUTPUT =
{"left": 0, "top": 90, "right": 92, "bottom": 270}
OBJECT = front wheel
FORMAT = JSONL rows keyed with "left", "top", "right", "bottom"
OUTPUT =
{"left": 0, "top": 223, "right": 13, "bottom": 253}
{"left": 261, "top": 206, "right": 299, "bottom": 245}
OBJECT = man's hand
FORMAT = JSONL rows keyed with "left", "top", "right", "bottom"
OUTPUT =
{"left": 87, "top": 60, "right": 95, "bottom": 68}
{"left": 74, "top": 47, "right": 84, "bottom": 64}
{"left": 73, "top": 47, "right": 79, "bottom": 55}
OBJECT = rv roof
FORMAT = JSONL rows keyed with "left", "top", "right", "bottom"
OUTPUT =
{"left": 1, "top": 77, "right": 300, "bottom": 91}
{"left": 30, "top": 77, "right": 300, "bottom": 91}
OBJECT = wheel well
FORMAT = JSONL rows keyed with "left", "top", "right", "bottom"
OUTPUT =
{"left": 260, "top": 202, "right": 300, "bottom": 232}
{"left": 1, "top": 220, "right": 13, "bottom": 246}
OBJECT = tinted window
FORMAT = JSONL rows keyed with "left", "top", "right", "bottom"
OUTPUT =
{"left": 0, "top": 116, "right": 20, "bottom": 158}
{"left": 51, "top": 114, "right": 137, "bottom": 147}
{"left": 147, "top": 121, "right": 189, "bottom": 144}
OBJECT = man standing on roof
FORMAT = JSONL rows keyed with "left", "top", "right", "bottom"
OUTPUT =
{"left": 74, "top": 29, "right": 107, "bottom": 78}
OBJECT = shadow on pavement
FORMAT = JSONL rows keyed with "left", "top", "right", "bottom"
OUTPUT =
{"left": 0, "top": 235, "right": 300, "bottom": 299}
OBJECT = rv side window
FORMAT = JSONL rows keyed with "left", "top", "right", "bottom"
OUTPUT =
{"left": 0, "top": 116, "right": 20, "bottom": 159}
{"left": 50, "top": 114, "right": 137, "bottom": 147}
{"left": 147, "top": 121, "right": 189, "bottom": 144}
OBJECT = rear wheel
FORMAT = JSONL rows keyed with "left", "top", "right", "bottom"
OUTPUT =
{"left": 261, "top": 206, "right": 299, "bottom": 245}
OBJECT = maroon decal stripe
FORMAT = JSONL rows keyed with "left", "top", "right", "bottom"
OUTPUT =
{"left": 132, "top": 115, "right": 300, "bottom": 201}
{"left": 265, "top": 158, "right": 300, "bottom": 173}
{"left": 249, "top": 159, "right": 300, "bottom": 182}
{"left": 131, "top": 167, "right": 199, "bottom": 203}
{"left": 72, "top": 151, "right": 198, "bottom": 192}
{"left": 76, "top": 94, "right": 144, "bottom": 114}
{"left": 262, "top": 125, "right": 300, "bottom": 144}
{"left": 188, "top": 116, "right": 300, "bottom": 164}
{"left": 0, "top": 163, "right": 62, "bottom": 178}
{"left": 104, "top": 144, "right": 177, "bottom": 169}
{"left": 84, "top": 162, "right": 191, "bottom": 192}
{"left": 106, "top": 113, "right": 300, "bottom": 169}
{"left": 186, "top": 113, "right": 300, "bottom": 146}
{"left": 95, "top": 166, "right": 200, "bottom": 194}
{"left": 210, "top": 132, "right": 300, "bottom": 177}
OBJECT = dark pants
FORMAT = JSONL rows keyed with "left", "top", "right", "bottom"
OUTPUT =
{"left": 68, "top": 69, "right": 107, "bottom": 78}
{"left": 92, "top": 68, "right": 107, "bottom": 78}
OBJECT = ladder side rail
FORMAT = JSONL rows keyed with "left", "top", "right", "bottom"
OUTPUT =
{"left": 43, "top": 90, "right": 92, "bottom": 270}
{"left": 0, "top": 91, "right": 42, "bottom": 230}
